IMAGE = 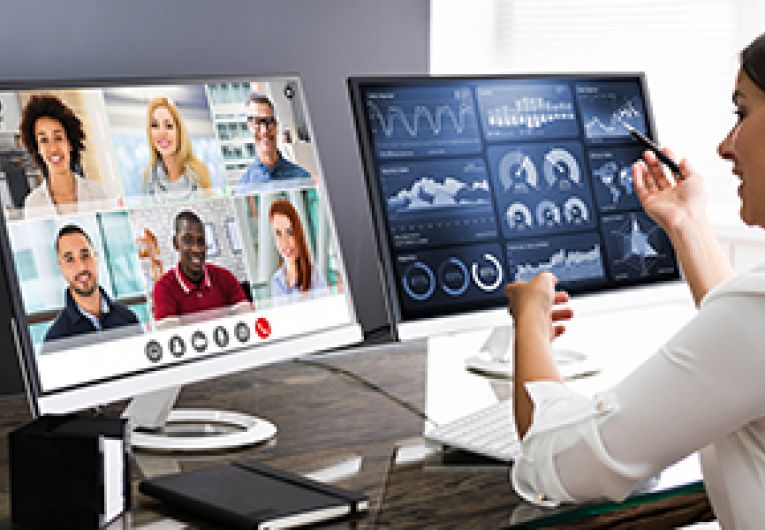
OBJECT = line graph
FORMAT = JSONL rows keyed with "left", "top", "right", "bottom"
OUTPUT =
{"left": 368, "top": 100, "right": 475, "bottom": 138}
{"left": 507, "top": 233, "right": 605, "bottom": 285}
{"left": 364, "top": 86, "right": 482, "bottom": 158}
{"left": 576, "top": 81, "right": 648, "bottom": 141}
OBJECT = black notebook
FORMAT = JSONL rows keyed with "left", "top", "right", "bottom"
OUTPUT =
{"left": 139, "top": 460, "right": 369, "bottom": 529}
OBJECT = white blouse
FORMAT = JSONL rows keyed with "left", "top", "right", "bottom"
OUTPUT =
{"left": 24, "top": 174, "right": 113, "bottom": 219}
{"left": 513, "top": 264, "right": 765, "bottom": 530}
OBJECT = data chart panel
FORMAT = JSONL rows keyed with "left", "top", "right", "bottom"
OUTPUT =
{"left": 487, "top": 141, "right": 597, "bottom": 238}
{"left": 601, "top": 211, "right": 678, "bottom": 282}
{"left": 349, "top": 74, "right": 680, "bottom": 323}
{"left": 475, "top": 81, "right": 579, "bottom": 141}
{"left": 575, "top": 81, "right": 648, "bottom": 143}
{"left": 380, "top": 158, "right": 498, "bottom": 248}
{"left": 364, "top": 85, "right": 482, "bottom": 159}
{"left": 589, "top": 146, "right": 644, "bottom": 212}
{"left": 506, "top": 232, "right": 606, "bottom": 290}
{"left": 395, "top": 244, "right": 507, "bottom": 314}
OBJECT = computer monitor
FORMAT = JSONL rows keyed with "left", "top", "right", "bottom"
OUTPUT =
{"left": 0, "top": 75, "right": 361, "bottom": 450}
{"left": 348, "top": 74, "right": 684, "bottom": 373}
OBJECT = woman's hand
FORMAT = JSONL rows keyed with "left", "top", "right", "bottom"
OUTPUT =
{"left": 632, "top": 148, "right": 707, "bottom": 234}
{"left": 505, "top": 272, "right": 573, "bottom": 341}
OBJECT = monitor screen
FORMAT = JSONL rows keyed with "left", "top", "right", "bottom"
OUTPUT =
{"left": 0, "top": 76, "right": 359, "bottom": 415}
{"left": 348, "top": 74, "right": 680, "bottom": 333}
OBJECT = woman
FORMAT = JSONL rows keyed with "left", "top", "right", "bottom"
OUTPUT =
{"left": 20, "top": 95, "right": 110, "bottom": 218}
{"left": 268, "top": 199, "right": 326, "bottom": 302}
{"left": 143, "top": 97, "right": 212, "bottom": 202}
{"left": 505, "top": 34, "right": 765, "bottom": 529}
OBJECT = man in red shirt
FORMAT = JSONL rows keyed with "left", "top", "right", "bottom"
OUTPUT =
{"left": 152, "top": 210, "right": 250, "bottom": 328}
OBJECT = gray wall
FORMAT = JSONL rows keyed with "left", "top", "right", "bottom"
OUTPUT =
{"left": 0, "top": 0, "right": 430, "bottom": 394}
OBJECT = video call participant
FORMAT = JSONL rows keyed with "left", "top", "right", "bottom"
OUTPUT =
{"left": 236, "top": 93, "right": 311, "bottom": 188}
{"left": 20, "top": 95, "right": 111, "bottom": 219}
{"left": 143, "top": 97, "right": 213, "bottom": 202}
{"left": 152, "top": 210, "right": 250, "bottom": 328}
{"left": 268, "top": 199, "right": 326, "bottom": 302}
{"left": 43, "top": 225, "right": 140, "bottom": 348}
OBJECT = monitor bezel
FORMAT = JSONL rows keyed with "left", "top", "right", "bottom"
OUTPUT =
{"left": 348, "top": 73, "right": 681, "bottom": 339}
{"left": 0, "top": 73, "right": 361, "bottom": 416}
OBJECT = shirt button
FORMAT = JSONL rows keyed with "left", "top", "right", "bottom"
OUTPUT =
{"left": 596, "top": 400, "right": 607, "bottom": 413}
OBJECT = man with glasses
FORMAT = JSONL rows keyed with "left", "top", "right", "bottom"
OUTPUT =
{"left": 43, "top": 224, "right": 141, "bottom": 350}
{"left": 237, "top": 93, "right": 311, "bottom": 189}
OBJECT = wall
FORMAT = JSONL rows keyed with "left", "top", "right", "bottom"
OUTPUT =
{"left": 0, "top": 0, "right": 431, "bottom": 394}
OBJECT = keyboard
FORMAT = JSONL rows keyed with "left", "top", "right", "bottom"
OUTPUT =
{"left": 423, "top": 399, "right": 521, "bottom": 462}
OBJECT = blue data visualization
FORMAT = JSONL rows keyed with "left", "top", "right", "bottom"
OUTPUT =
{"left": 601, "top": 211, "right": 677, "bottom": 282}
{"left": 589, "top": 146, "right": 644, "bottom": 212}
{"left": 351, "top": 75, "right": 680, "bottom": 321}
{"left": 475, "top": 81, "right": 579, "bottom": 141}
{"left": 506, "top": 232, "right": 606, "bottom": 289}
{"left": 487, "top": 141, "right": 597, "bottom": 238}
{"left": 396, "top": 244, "right": 506, "bottom": 311}
{"left": 380, "top": 159, "right": 498, "bottom": 248}
{"left": 364, "top": 85, "right": 482, "bottom": 159}
{"left": 576, "top": 81, "right": 648, "bottom": 143}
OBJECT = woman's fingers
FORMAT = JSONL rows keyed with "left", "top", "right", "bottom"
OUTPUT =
{"left": 643, "top": 150, "right": 673, "bottom": 190}
{"left": 551, "top": 307, "right": 573, "bottom": 322}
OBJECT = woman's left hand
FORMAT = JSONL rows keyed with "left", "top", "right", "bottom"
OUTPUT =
{"left": 505, "top": 272, "right": 574, "bottom": 341}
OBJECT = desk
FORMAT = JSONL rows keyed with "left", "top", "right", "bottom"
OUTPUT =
{"left": 0, "top": 300, "right": 715, "bottom": 528}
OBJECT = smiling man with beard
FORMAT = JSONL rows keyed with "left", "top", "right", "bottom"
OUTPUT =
{"left": 236, "top": 93, "right": 311, "bottom": 190}
{"left": 152, "top": 210, "right": 250, "bottom": 328}
{"left": 43, "top": 224, "right": 140, "bottom": 347}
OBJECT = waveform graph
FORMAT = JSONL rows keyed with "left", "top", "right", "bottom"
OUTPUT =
{"left": 394, "top": 243, "right": 508, "bottom": 316}
{"left": 575, "top": 81, "right": 648, "bottom": 143}
{"left": 475, "top": 80, "right": 579, "bottom": 141}
{"left": 600, "top": 211, "right": 678, "bottom": 282}
{"left": 380, "top": 158, "right": 498, "bottom": 248}
{"left": 589, "top": 147, "right": 644, "bottom": 212}
{"left": 364, "top": 85, "right": 482, "bottom": 159}
{"left": 506, "top": 232, "right": 606, "bottom": 289}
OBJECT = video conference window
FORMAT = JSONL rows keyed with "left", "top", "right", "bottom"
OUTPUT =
{"left": 355, "top": 77, "right": 679, "bottom": 321}
{"left": 0, "top": 78, "right": 344, "bottom": 359}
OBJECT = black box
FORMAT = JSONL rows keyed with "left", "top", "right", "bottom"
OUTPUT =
{"left": 9, "top": 414, "right": 131, "bottom": 529}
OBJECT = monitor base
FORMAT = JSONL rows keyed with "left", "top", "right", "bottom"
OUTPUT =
{"left": 464, "top": 326, "right": 596, "bottom": 379}
{"left": 130, "top": 409, "right": 276, "bottom": 452}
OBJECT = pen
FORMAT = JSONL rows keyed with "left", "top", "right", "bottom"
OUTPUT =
{"left": 622, "top": 123, "right": 682, "bottom": 176}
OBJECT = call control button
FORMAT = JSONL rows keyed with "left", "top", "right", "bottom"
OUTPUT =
{"left": 213, "top": 326, "right": 229, "bottom": 348}
{"left": 254, "top": 318, "right": 271, "bottom": 339}
{"left": 191, "top": 330, "right": 208, "bottom": 353}
{"left": 145, "top": 340, "right": 163, "bottom": 363}
{"left": 169, "top": 335, "right": 186, "bottom": 357}
{"left": 234, "top": 322, "right": 250, "bottom": 343}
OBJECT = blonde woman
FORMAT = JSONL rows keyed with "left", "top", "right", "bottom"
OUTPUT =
{"left": 143, "top": 97, "right": 212, "bottom": 202}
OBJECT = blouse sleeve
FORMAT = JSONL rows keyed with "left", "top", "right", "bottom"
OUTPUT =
{"left": 512, "top": 287, "right": 765, "bottom": 506}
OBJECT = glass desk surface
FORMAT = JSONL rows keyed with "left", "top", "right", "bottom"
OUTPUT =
{"left": 0, "top": 298, "right": 714, "bottom": 529}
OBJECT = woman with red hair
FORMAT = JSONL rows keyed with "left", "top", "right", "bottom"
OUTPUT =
{"left": 268, "top": 199, "right": 326, "bottom": 302}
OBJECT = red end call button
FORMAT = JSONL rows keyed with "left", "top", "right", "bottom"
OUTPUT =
{"left": 254, "top": 317, "right": 271, "bottom": 339}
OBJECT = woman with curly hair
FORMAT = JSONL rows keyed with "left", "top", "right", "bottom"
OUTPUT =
{"left": 20, "top": 94, "right": 109, "bottom": 218}
{"left": 143, "top": 97, "right": 212, "bottom": 202}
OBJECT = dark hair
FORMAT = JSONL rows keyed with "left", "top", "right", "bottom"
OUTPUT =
{"left": 174, "top": 209, "right": 203, "bottom": 234}
{"left": 55, "top": 224, "right": 92, "bottom": 253}
{"left": 19, "top": 95, "right": 86, "bottom": 179}
{"left": 269, "top": 199, "right": 313, "bottom": 292}
{"left": 246, "top": 92, "right": 274, "bottom": 111}
{"left": 742, "top": 33, "right": 765, "bottom": 93}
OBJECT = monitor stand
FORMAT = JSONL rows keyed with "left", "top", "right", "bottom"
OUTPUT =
{"left": 122, "top": 387, "right": 276, "bottom": 452}
{"left": 465, "top": 326, "right": 593, "bottom": 379}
